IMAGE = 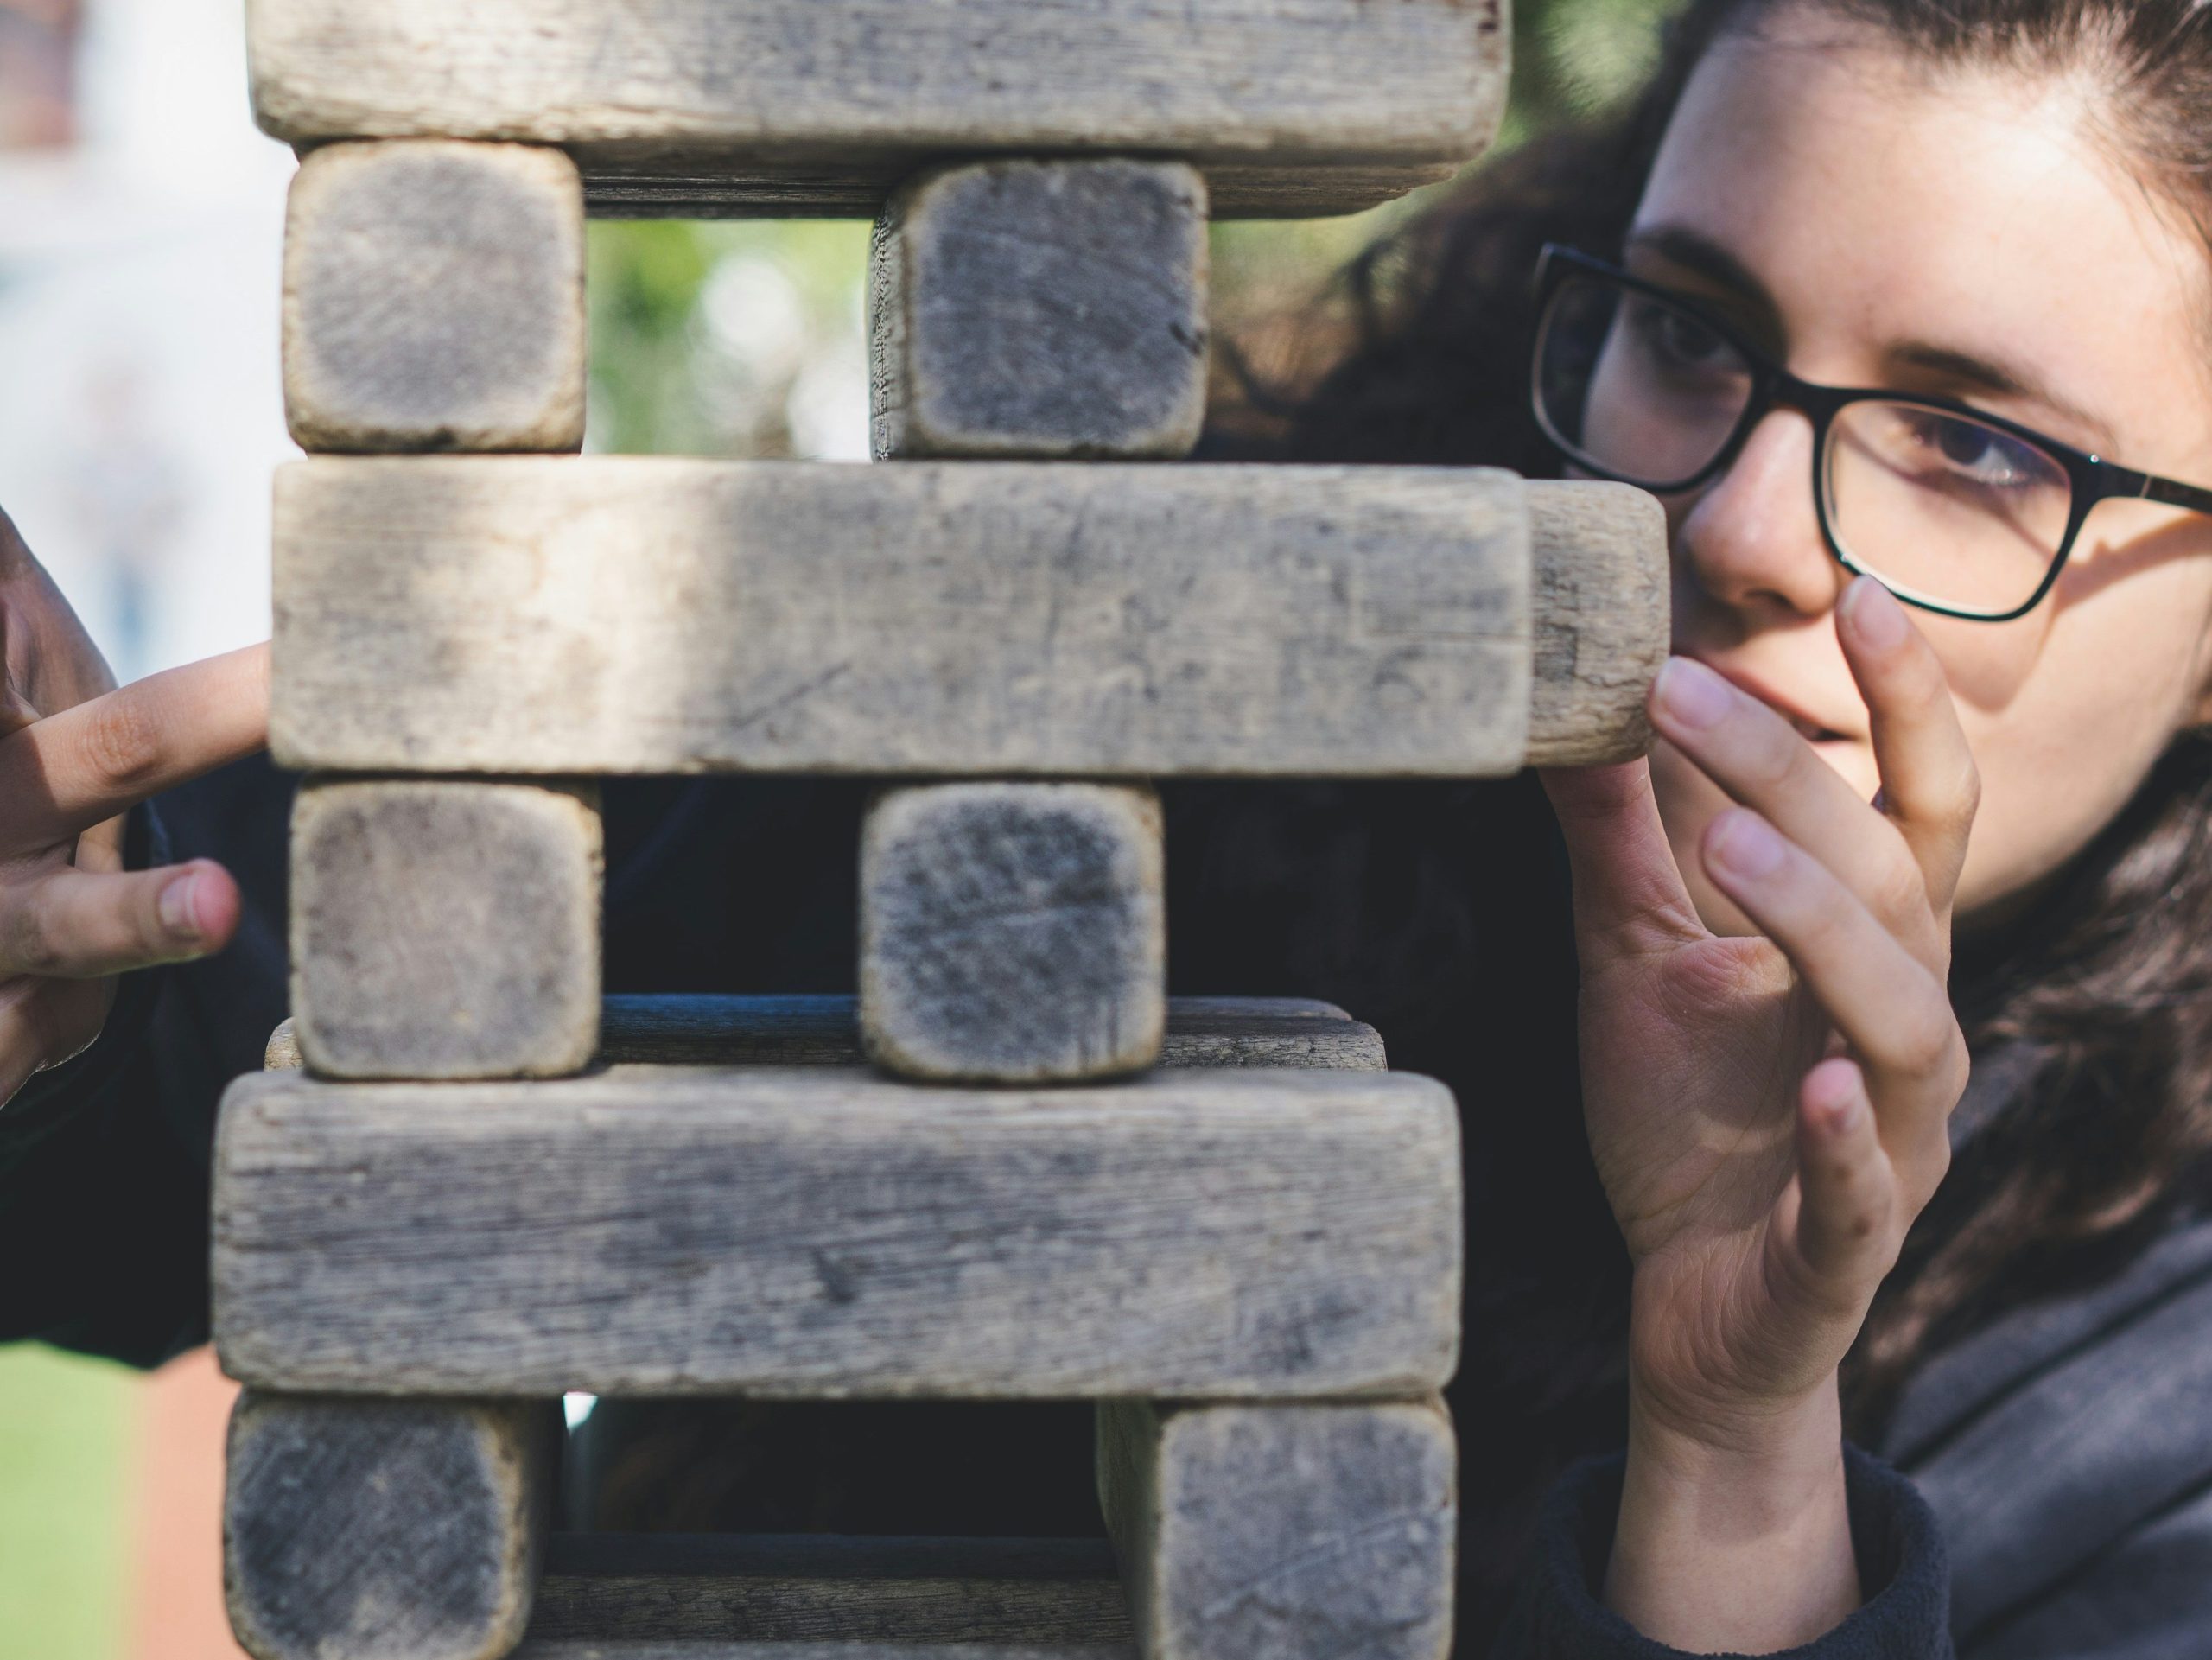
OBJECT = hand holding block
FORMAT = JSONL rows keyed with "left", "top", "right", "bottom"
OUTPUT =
{"left": 247, "top": 0, "right": 1507, "bottom": 219}
{"left": 284, "top": 142, "right": 587, "bottom": 453}
{"left": 226, "top": 1393, "right": 560, "bottom": 1660}
{"left": 290, "top": 779, "right": 602, "bottom": 1078}
{"left": 872, "top": 160, "right": 1208, "bottom": 460}
{"left": 862, "top": 785, "right": 1166, "bottom": 1083}
{"left": 1098, "top": 1399, "right": 1456, "bottom": 1660}
{"left": 213, "top": 1066, "right": 1463, "bottom": 1398}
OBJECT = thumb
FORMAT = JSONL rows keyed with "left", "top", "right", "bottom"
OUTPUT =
{"left": 1540, "top": 760, "right": 1702, "bottom": 964}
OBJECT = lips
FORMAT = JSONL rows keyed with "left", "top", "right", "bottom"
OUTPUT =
{"left": 1688, "top": 656, "right": 1859, "bottom": 745}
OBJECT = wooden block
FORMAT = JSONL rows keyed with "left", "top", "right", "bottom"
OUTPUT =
{"left": 595, "top": 994, "right": 1385, "bottom": 1072}
{"left": 264, "top": 1018, "right": 302, "bottom": 1072}
{"left": 270, "top": 458, "right": 1535, "bottom": 778}
{"left": 225, "top": 1392, "right": 560, "bottom": 1660}
{"left": 284, "top": 141, "right": 586, "bottom": 454}
{"left": 245, "top": 0, "right": 1508, "bottom": 220}
{"left": 871, "top": 161, "right": 1208, "bottom": 461}
{"left": 1097, "top": 1399, "right": 1456, "bottom": 1660}
{"left": 1525, "top": 480, "right": 1669, "bottom": 768}
{"left": 290, "top": 779, "right": 603, "bottom": 1079}
{"left": 861, "top": 785, "right": 1166, "bottom": 1083}
{"left": 521, "top": 1535, "right": 1129, "bottom": 1648}
{"left": 212, "top": 1065, "right": 1462, "bottom": 1398}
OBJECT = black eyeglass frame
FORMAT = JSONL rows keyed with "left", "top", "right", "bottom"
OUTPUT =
{"left": 1530, "top": 243, "right": 2212, "bottom": 621}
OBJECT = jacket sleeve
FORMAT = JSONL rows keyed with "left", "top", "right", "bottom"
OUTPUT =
{"left": 0, "top": 755, "right": 293, "bottom": 1367}
{"left": 1490, "top": 1444, "right": 1954, "bottom": 1659}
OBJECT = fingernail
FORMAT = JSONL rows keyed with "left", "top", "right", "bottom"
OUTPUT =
{"left": 159, "top": 872, "right": 202, "bottom": 938}
{"left": 1842, "top": 577, "right": 1908, "bottom": 650}
{"left": 1654, "top": 657, "right": 1733, "bottom": 729}
{"left": 1709, "top": 811, "right": 1786, "bottom": 879}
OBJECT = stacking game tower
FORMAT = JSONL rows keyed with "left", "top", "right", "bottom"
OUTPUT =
{"left": 212, "top": 3, "right": 1668, "bottom": 1657}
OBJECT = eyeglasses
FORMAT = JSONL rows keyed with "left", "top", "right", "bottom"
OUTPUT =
{"left": 1529, "top": 244, "right": 2212, "bottom": 621}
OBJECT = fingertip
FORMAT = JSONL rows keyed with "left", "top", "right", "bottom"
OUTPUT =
{"left": 1840, "top": 577, "right": 1910, "bottom": 654}
{"left": 159, "top": 859, "right": 241, "bottom": 951}
{"left": 1802, "top": 1055, "right": 1868, "bottom": 1135}
{"left": 1701, "top": 805, "right": 1786, "bottom": 882}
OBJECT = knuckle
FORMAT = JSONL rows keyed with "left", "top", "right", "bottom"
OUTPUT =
{"left": 78, "top": 695, "right": 162, "bottom": 792}
{"left": 1888, "top": 1002, "right": 1960, "bottom": 1079}
{"left": 2, "top": 898, "right": 62, "bottom": 977}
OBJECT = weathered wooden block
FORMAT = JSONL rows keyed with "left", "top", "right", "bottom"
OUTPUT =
{"left": 1097, "top": 1399, "right": 1457, "bottom": 1660}
{"left": 861, "top": 785, "right": 1166, "bottom": 1083}
{"left": 518, "top": 1534, "right": 1130, "bottom": 1650}
{"left": 595, "top": 993, "right": 1386, "bottom": 1072}
{"left": 225, "top": 1393, "right": 560, "bottom": 1660}
{"left": 246, "top": 0, "right": 1509, "bottom": 219}
{"left": 283, "top": 141, "right": 586, "bottom": 454}
{"left": 213, "top": 1065, "right": 1463, "bottom": 1398}
{"left": 1525, "top": 480, "right": 1670, "bottom": 768}
{"left": 264, "top": 1017, "right": 301, "bottom": 1072}
{"left": 290, "top": 779, "right": 603, "bottom": 1079}
{"left": 270, "top": 458, "right": 1542, "bottom": 777}
{"left": 871, "top": 161, "right": 1208, "bottom": 461}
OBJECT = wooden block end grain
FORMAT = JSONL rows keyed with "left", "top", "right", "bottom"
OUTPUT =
{"left": 284, "top": 141, "right": 587, "bottom": 453}
{"left": 861, "top": 784, "right": 1166, "bottom": 1083}
{"left": 872, "top": 160, "right": 1209, "bottom": 460}
{"left": 289, "top": 779, "right": 602, "bottom": 1079}
{"left": 1098, "top": 1399, "right": 1457, "bottom": 1660}
{"left": 1524, "top": 481, "right": 1670, "bottom": 767}
{"left": 225, "top": 1393, "right": 560, "bottom": 1660}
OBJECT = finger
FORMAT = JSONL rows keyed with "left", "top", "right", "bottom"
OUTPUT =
{"left": 0, "top": 976, "right": 106, "bottom": 1109}
{"left": 0, "top": 978, "right": 44, "bottom": 1106}
{"left": 1789, "top": 1057, "right": 1900, "bottom": 1293}
{"left": 1701, "top": 808, "right": 1967, "bottom": 1139}
{"left": 1540, "top": 760, "right": 1704, "bottom": 963}
{"left": 0, "top": 645, "right": 268, "bottom": 849}
{"left": 1649, "top": 654, "right": 1930, "bottom": 942}
{"left": 1836, "top": 578, "right": 1979, "bottom": 913}
{"left": 0, "top": 602, "right": 43, "bottom": 737}
{"left": 0, "top": 859, "right": 241, "bottom": 978}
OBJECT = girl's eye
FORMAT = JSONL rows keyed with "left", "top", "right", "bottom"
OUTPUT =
{"left": 1901, "top": 410, "right": 2050, "bottom": 491}
{"left": 1625, "top": 297, "right": 1734, "bottom": 373}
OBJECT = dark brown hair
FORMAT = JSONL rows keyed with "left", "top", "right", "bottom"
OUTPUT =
{"left": 1264, "top": 0, "right": 2212, "bottom": 1442}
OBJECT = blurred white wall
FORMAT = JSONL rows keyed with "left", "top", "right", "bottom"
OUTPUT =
{"left": 0, "top": 0, "right": 294, "bottom": 681}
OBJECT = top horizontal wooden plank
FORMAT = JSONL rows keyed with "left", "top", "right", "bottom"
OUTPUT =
{"left": 245, "top": 0, "right": 1508, "bottom": 219}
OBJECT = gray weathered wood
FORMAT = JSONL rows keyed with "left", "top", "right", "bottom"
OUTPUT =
{"left": 523, "top": 1535, "right": 1129, "bottom": 1647}
{"left": 270, "top": 996, "right": 1385, "bottom": 1071}
{"left": 213, "top": 1065, "right": 1462, "bottom": 1398}
{"left": 264, "top": 1018, "right": 301, "bottom": 1072}
{"left": 1525, "top": 481, "right": 1669, "bottom": 767}
{"left": 290, "top": 779, "right": 603, "bottom": 1079}
{"left": 871, "top": 161, "right": 1207, "bottom": 461}
{"left": 225, "top": 1392, "right": 561, "bottom": 1660}
{"left": 861, "top": 785, "right": 1166, "bottom": 1083}
{"left": 518, "top": 1644, "right": 1126, "bottom": 1660}
{"left": 285, "top": 141, "right": 586, "bottom": 454}
{"left": 245, "top": 0, "right": 1508, "bottom": 220}
{"left": 1097, "top": 1399, "right": 1456, "bottom": 1660}
{"left": 270, "top": 458, "right": 1535, "bottom": 778}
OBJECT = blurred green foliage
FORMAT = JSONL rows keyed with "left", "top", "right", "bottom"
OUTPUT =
{"left": 0, "top": 1345, "right": 136, "bottom": 1660}
{"left": 585, "top": 0, "right": 1691, "bottom": 460}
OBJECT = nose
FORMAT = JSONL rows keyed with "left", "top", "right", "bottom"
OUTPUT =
{"left": 1674, "top": 407, "right": 1848, "bottom": 621}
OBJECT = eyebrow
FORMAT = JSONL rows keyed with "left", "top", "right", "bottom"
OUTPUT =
{"left": 1624, "top": 220, "right": 2120, "bottom": 455}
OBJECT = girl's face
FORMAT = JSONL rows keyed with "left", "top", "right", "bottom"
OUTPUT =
{"left": 1636, "top": 8, "right": 2212, "bottom": 931}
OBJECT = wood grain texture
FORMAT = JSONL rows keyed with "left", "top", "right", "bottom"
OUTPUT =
{"left": 1097, "top": 1399, "right": 1456, "bottom": 1660}
{"left": 284, "top": 142, "right": 586, "bottom": 453}
{"left": 861, "top": 785, "right": 1166, "bottom": 1083}
{"left": 523, "top": 1535, "right": 1128, "bottom": 1646}
{"left": 290, "top": 779, "right": 603, "bottom": 1079}
{"left": 225, "top": 1393, "right": 561, "bottom": 1660}
{"left": 264, "top": 1018, "right": 302, "bottom": 1072}
{"left": 871, "top": 161, "right": 1207, "bottom": 460}
{"left": 213, "top": 1065, "right": 1462, "bottom": 1398}
{"left": 1524, "top": 481, "right": 1669, "bottom": 767}
{"left": 245, "top": 0, "right": 1508, "bottom": 220}
{"left": 270, "top": 458, "right": 1535, "bottom": 778}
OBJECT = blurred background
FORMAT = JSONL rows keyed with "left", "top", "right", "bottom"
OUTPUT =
{"left": 0, "top": 0, "right": 1684, "bottom": 1651}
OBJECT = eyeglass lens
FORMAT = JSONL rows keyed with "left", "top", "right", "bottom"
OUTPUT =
{"left": 1535, "top": 273, "right": 2075, "bottom": 617}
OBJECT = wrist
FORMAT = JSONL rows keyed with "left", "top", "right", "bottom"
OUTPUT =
{"left": 1605, "top": 1376, "right": 1860, "bottom": 1650}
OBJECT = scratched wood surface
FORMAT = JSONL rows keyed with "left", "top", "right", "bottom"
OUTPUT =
{"left": 1097, "top": 1398, "right": 1457, "bottom": 1660}
{"left": 270, "top": 458, "right": 1536, "bottom": 778}
{"left": 213, "top": 1065, "right": 1463, "bottom": 1398}
{"left": 245, "top": 0, "right": 1507, "bottom": 219}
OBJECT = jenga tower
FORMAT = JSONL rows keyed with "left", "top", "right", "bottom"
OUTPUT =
{"left": 213, "top": 3, "right": 1669, "bottom": 1657}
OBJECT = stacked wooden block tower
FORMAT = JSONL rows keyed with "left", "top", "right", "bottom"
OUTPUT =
{"left": 213, "top": 3, "right": 1666, "bottom": 1657}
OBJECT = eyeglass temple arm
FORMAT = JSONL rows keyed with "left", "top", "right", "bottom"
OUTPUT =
{"left": 2132, "top": 470, "right": 2212, "bottom": 518}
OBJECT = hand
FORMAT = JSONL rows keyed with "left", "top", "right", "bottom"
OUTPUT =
{"left": 0, "top": 510, "right": 269, "bottom": 1105}
{"left": 1540, "top": 577, "right": 1975, "bottom": 1648}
